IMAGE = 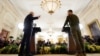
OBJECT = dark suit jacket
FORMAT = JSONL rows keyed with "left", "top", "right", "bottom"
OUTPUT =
{"left": 24, "top": 14, "right": 39, "bottom": 31}
{"left": 64, "top": 14, "right": 79, "bottom": 27}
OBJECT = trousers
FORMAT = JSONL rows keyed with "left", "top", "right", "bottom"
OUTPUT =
{"left": 19, "top": 28, "right": 33, "bottom": 55}
{"left": 71, "top": 25, "right": 85, "bottom": 53}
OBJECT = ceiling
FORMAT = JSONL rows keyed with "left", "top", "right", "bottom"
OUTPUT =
{"left": 10, "top": 0, "right": 91, "bottom": 31}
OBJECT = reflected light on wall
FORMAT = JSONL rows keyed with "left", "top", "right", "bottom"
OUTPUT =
{"left": 63, "top": 33, "right": 68, "bottom": 38}
{"left": 79, "top": 24, "right": 83, "bottom": 30}
{"left": 18, "top": 23, "right": 24, "bottom": 30}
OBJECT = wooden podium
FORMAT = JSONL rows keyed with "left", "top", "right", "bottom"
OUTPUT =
{"left": 30, "top": 36, "right": 35, "bottom": 54}
{"left": 62, "top": 27, "right": 76, "bottom": 54}
{"left": 30, "top": 27, "right": 41, "bottom": 54}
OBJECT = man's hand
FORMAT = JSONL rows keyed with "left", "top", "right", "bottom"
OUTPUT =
{"left": 37, "top": 15, "right": 40, "bottom": 18}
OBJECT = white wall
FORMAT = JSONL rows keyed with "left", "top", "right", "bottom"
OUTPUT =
{"left": 79, "top": 0, "right": 100, "bottom": 38}
{"left": 0, "top": 0, "right": 22, "bottom": 39}
{"left": 0, "top": 0, "right": 100, "bottom": 40}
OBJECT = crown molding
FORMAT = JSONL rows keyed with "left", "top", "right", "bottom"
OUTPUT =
{"left": 1, "top": 0, "right": 24, "bottom": 20}
{"left": 79, "top": 0, "right": 99, "bottom": 20}
{"left": 8, "top": 0, "right": 25, "bottom": 17}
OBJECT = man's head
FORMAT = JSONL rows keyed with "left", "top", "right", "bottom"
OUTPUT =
{"left": 68, "top": 10, "right": 73, "bottom": 16}
{"left": 29, "top": 12, "right": 34, "bottom": 16}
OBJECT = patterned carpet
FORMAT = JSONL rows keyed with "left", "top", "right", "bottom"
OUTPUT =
{"left": 0, "top": 54, "right": 100, "bottom": 56}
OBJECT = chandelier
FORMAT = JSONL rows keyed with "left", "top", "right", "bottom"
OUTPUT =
{"left": 41, "top": 0, "right": 61, "bottom": 15}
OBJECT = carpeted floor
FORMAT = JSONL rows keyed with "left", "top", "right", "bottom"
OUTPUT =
{"left": 0, "top": 54, "right": 100, "bottom": 56}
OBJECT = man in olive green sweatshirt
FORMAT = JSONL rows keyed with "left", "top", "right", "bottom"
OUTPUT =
{"left": 63, "top": 10, "right": 86, "bottom": 56}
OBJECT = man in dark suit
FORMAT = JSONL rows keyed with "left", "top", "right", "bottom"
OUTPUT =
{"left": 19, "top": 12, "right": 40, "bottom": 56}
{"left": 63, "top": 10, "right": 86, "bottom": 56}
